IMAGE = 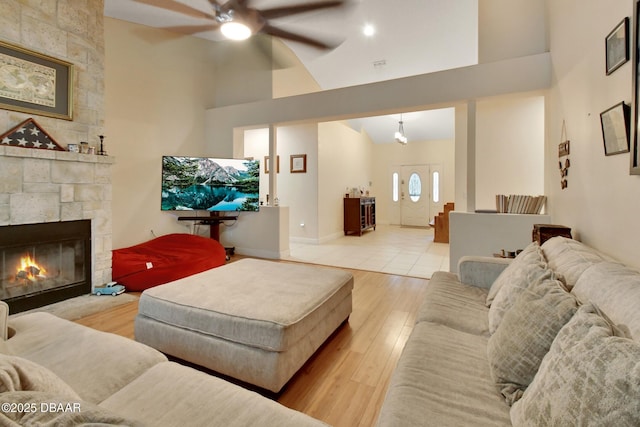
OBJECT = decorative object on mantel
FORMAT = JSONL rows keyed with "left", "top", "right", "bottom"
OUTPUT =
{"left": 0, "top": 118, "right": 64, "bottom": 151}
{"left": 600, "top": 101, "right": 630, "bottom": 156}
{"left": 558, "top": 120, "right": 570, "bottom": 189}
{"left": 290, "top": 154, "right": 307, "bottom": 173}
{"left": 98, "top": 135, "right": 107, "bottom": 156}
{"left": 605, "top": 17, "right": 629, "bottom": 75}
{"left": 0, "top": 40, "right": 74, "bottom": 120}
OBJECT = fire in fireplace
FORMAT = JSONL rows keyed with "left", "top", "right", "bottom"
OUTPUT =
{"left": 0, "top": 220, "right": 91, "bottom": 314}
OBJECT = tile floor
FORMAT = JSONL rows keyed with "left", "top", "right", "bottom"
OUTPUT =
{"left": 285, "top": 224, "right": 449, "bottom": 279}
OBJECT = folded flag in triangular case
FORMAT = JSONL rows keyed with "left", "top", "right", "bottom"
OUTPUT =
{"left": 0, "top": 118, "right": 64, "bottom": 151}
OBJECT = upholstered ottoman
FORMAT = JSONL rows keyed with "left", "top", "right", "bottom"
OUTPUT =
{"left": 134, "top": 258, "right": 353, "bottom": 392}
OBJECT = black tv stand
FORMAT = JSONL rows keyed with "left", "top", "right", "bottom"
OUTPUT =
{"left": 177, "top": 213, "right": 238, "bottom": 259}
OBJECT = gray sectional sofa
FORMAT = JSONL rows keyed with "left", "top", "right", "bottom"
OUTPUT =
{"left": 376, "top": 236, "right": 640, "bottom": 426}
{"left": 0, "top": 307, "right": 328, "bottom": 426}
{"left": 3, "top": 236, "right": 639, "bottom": 426}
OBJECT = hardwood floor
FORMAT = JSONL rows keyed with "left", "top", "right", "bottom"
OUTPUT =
{"left": 74, "top": 267, "right": 430, "bottom": 427}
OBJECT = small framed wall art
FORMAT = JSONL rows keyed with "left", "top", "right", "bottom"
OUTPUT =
{"left": 600, "top": 101, "right": 630, "bottom": 156}
{"left": 606, "top": 17, "right": 629, "bottom": 75}
{"left": 0, "top": 40, "right": 74, "bottom": 120}
{"left": 264, "top": 155, "right": 279, "bottom": 174}
{"left": 290, "top": 154, "right": 307, "bottom": 173}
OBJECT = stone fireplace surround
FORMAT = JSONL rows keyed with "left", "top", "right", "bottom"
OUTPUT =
{"left": 0, "top": 145, "right": 114, "bottom": 305}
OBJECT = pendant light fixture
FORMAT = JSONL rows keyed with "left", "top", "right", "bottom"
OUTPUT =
{"left": 395, "top": 114, "right": 408, "bottom": 145}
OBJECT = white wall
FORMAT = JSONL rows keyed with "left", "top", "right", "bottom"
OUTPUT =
{"left": 545, "top": 0, "right": 640, "bottom": 269}
{"left": 476, "top": 94, "right": 545, "bottom": 210}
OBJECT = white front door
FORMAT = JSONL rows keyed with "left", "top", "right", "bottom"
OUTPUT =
{"left": 400, "top": 165, "right": 429, "bottom": 227}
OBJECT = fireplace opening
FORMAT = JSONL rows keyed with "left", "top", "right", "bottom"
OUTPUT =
{"left": 1, "top": 220, "right": 91, "bottom": 314}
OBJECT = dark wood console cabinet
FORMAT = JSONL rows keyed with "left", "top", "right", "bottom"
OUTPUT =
{"left": 344, "top": 197, "right": 376, "bottom": 236}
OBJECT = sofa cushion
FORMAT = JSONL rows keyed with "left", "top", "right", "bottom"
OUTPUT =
{"left": 572, "top": 261, "right": 640, "bottom": 339}
{"left": 5, "top": 312, "right": 167, "bottom": 404}
{"left": 488, "top": 262, "right": 554, "bottom": 334}
{"left": 416, "top": 271, "right": 490, "bottom": 335}
{"left": 376, "top": 322, "right": 511, "bottom": 427}
{"left": 540, "top": 237, "right": 611, "bottom": 290}
{"left": 487, "top": 278, "right": 579, "bottom": 405}
{"left": 510, "top": 303, "right": 640, "bottom": 426}
{"left": 486, "top": 242, "right": 544, "bottom": 306}
{"left": 100, "top": 361, "right": 329, "bottom": 427}
{"left": 0, "top": 354, "right": 80, "bottom": 400}
{"left": 0, "top": 391, "right": 143, "bottom": 426}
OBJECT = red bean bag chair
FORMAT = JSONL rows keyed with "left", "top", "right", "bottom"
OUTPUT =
{"left": 112, "top": 233, "right": 227, "bottom": 291}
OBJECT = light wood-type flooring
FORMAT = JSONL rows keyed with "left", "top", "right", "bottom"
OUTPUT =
{"left": 74, "top": 267, "right": 430, "bottom": 427}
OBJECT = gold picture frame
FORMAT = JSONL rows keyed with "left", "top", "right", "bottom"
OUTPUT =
{"left": 264, "top": 155, "right": 279, "bottom": 173}
{"left": 290, "top": 154, "right": 307, "bottom": 173}
{"left": 0, "top": 40, "right": 74, "bottom": 120}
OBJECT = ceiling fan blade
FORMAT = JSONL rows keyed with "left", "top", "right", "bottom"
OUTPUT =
{"left": 133, "top": 0, "right": 216, "bottom": 20}
{"left": 262, "top": 23, "right": 336, "bottom": 50}
{"left": 163, "top": 24, "right": 220, "bottom": 35}
{"left": 260, "top": 1, "right": 345, "bottom": 20}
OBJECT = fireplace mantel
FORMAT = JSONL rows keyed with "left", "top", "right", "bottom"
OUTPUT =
{"left": 0, "top": 146, "right": 114, "bottom": 289}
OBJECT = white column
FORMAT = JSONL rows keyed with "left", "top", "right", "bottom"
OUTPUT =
{"left": 268, "top": 125, "right": 277, "bottom": 204}
{"left": 466, "top": 100, "right": 476, "bottom": 213}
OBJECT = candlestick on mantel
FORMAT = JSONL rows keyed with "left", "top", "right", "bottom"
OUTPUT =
{"left": 98, "top": 135, "right": 107, "bottom": 156}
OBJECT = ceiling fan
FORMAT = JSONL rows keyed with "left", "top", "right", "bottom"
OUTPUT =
{"left": 134, "top": 0, "right": 348, "bottom": 49}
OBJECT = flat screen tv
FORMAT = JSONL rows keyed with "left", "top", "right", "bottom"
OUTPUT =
{"left": 161, "top": 156, "right": 260, "bottom": 212}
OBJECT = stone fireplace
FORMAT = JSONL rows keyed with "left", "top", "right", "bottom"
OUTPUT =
{"left": 0, "top": 220, "right": 91, "bottom": 313}
{"left": 0, "top": 146, "right": 113, "bottom": 313}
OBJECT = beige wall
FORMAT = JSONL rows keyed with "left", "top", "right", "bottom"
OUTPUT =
{"left": 545, "top": 0, "right": 639, "bottom": 269}
{"left": 476, "top": 93, "right": 545, "bottom": 210}
{"left": 318, "top": 121, "right": 374, "bottom": 241}
{"left": 105, "top": 18, "right": 219, "bottom": 248}
{"left": 478, "top": 0, "right": 548, "bottom": 63}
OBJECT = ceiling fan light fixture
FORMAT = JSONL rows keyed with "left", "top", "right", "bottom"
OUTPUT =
{"left": 221, "top": 21, "right": 252, "bottom": 40}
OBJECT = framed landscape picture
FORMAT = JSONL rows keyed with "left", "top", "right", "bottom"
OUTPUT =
{"left": 0, "top": 40, "right": 74, "bottom": 120}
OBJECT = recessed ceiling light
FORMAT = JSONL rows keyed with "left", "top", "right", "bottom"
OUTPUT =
{"left": 363, "top": 24, "right": 375, "bottom": 37}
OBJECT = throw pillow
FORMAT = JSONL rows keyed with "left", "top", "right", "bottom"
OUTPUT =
{"left": 488, "top": 261, "right": 554, "bottom": 334}
{"left": 487, "top": 278, "right": 579, "bottom": 405}
{"left": 511, "top": 303, "right": 640, "bottom": 426}
{"left": 486, "top": 242, "right": 544, "bottom": 307}
{"left": 0, "top": 354, "right": 80, "bottom": 400}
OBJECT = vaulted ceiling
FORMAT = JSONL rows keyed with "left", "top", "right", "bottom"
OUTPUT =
{"left": 104, "top": 0, "right": 479, "bottom": 143}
